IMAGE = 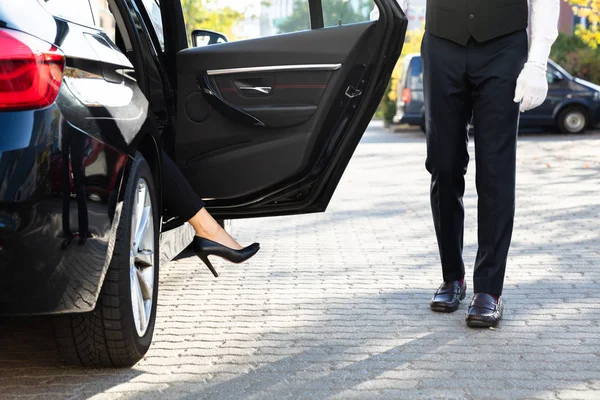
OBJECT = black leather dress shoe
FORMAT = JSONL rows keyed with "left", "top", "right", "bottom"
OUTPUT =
{"left": 466, "top": 293, "right": 503, "bottom": 328}
{"left": 430, "top": 280, "right": 467, "bottom": 313}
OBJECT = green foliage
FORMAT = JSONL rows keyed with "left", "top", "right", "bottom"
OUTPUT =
{"left": 560, "top": 47, "right": 600, "bottom": 83}
{"left": 379, "top": 78, "right": 396, "bottom": 123}
{"left": 550, "top": 33, "right": 589, "bottom": 64}
{"left": 277, "top": 0, "right": 372, "bottom": 34}
{"left": 181, "top": 0, "right": 244, "bottom": 41}
{"left": 551, "top": 33, "right": 600, "bottom": 84}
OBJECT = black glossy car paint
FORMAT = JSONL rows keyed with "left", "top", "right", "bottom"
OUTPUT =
{"left": 0, "top": 0, "right": 161, "bottom": 315}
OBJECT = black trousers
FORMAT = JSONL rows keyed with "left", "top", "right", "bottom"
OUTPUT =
{"left": 62, "top": 126, "right": 88, "bottom": 238}
{"left": 421, "top": 30, "right": 528, "bottom": 295}
{"left": 161, "top": 150, "right": 205, "bottom": 222}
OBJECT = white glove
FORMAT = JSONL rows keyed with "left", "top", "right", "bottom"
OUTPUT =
{"left": 513, "top": 0, "right": 560, "bottom": 112}
{"left": 369, "top": 0, "right": 409, "bottom": 20}
{"left": 513, "top": 62, "right": 548, "bottom": 112}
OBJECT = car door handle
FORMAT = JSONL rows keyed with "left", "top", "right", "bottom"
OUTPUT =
{"left": 198, "top": 74, "right": 266, "bottom": 128}
{"left": 239, "top": 86, "right": 272, "bottom": 95}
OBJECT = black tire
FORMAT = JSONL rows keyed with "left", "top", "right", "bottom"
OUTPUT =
{"left": 558, "top": 106, "right": 588, "bottom": 134}
{"left": 53, "top": 153, "right": 159, "bottom": 367}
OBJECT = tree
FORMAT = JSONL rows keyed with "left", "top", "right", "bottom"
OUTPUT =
{"left": 181, "top": 0, "right": 245, "bottom": 41}
{"left": 567, "top": 0, "right": 600, "bottom": 49}
{"left": 277, "top": 0, "right": 372, "bottom": 34}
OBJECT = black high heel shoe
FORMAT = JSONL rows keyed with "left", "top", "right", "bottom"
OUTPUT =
{"left": 193, "top": 236, "right": 260, "bottom": 278}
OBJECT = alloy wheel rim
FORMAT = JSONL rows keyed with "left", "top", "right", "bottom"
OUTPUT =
{"left": 130, "top": 178, "right": 155, "bottom": 337}
{"left": 565, "top": 111, "right": 585, "bottom": 133}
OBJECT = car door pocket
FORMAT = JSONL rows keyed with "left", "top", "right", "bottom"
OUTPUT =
{"left": 242, "top": 105, "right": 318, "bottom": 128}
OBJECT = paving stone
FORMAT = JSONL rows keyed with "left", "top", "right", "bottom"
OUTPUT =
{"left": 0, "top": 124, "right": 599, "bottom": 399}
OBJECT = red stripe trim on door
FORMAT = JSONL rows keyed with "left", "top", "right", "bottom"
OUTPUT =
{"left": 274, "top": 84, "right": 327, "bottom": 89}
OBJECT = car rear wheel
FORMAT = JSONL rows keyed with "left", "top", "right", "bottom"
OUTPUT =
{"left": 558, "top": 106, "right": 588, "bottom": 134}
{"left": 53, "top": 153, "right": 159, "bottom": 367}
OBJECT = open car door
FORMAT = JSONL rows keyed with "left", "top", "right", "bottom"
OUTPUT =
{"left": 174, "top": 0, "right": 407, "bottom": 219}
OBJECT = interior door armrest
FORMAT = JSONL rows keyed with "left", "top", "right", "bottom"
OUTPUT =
{"left": 198, "top": 74, "right": 266, "bottom": 128}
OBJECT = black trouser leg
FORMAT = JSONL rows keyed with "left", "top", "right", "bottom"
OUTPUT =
{"left": 469, "top": 30, "right": 528, "bottom": 295}
{"left": 61, "top": 127, "right": 90, "bottom": 239}
{"left": 61, "top": 132, "right": 72, "bottom": 237}
{"left": 69, "top": 133, "right": 88, "bottom": 238}
{"left": 160, "top": 150, "right": 205, "bottom": 222}
{"left": 422, "top": 32, "right": 472, "bottom": 283}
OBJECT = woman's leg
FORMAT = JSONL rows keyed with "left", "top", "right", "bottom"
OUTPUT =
{"left": 188, "top": 208, "right": 242, "bottom": 250}
{"left": 160, "top": 150, "right": 242, "bottom": 250}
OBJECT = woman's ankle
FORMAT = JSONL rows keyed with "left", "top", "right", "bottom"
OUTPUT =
{"left": 189, "top": 208, "right": 242, "bottom": 250}
{"left": 189, "top": 209, "right": 221, "bottom": 239}
{"left": 194, "top": 223, "right": 221, "bottom": 241}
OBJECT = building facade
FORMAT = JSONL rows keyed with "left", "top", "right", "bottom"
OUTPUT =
{"left": 559, "top": 0, "right": 577, "bottom": 35}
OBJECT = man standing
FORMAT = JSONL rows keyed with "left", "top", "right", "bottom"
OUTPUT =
{"left": 423, "top": 0, "right": 560, "bottom": 327}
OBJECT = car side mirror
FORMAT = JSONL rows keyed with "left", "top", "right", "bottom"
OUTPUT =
{"left": 191, "top": 30, "right": 228, "bottom": 47}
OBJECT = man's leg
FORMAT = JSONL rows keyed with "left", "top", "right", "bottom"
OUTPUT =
{"left": 422, "top": 33, "right": 472, "bottom": 313}
{"left": 469, "top": 30, "right": 528, "bottom": 297}
{"left": 422, "top": 33, "right": 472, "bottom": 284}
{"left": 465, "top": 30, "right": 528, "bottom": 327}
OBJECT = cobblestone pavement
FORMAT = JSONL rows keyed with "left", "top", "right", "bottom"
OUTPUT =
{"left": 1, "top": 123, "right": 599, "bottom": 400}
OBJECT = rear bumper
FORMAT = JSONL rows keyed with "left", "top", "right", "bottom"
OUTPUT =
{"left": 0, "top": 106, "right": 128, "bottom": 315}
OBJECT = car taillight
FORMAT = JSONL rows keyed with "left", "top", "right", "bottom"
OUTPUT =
{"left": 0, "top": 28, "right": 65, "bottom": 111}
{"left": 401, "top": 88, "right": 411, "bottom": 104}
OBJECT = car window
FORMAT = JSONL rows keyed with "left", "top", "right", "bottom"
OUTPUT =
{"left": 138, "top": 0, "right": 165, "bottom": 51}
{"left": 40, "top": 0, "right": 95, "bottom": 27}
{"left": 545, "top": 64, "right": 565, "bottom": 85}
{"left": 182, "top": 0, "right": 310, "bottom": 42}
{"left": 183, "top": 0, "right": 375, "bottom": 45}
{"left": 269, "top": 1, "right": 311, "bottom": 34}
{"left": 407, "top": 57, "right": 423, "bottom": 90}
{"left": 89, "top": 0, "right": 116, "bottom": 43}
{"left": 549, "top": 60, "right": 573, "bottom": 80}
{"left": 322, "top": 0, "right": 374, "bottom": 28}
{"left": 546, "top": 70, "right": 555, "bottom": 84}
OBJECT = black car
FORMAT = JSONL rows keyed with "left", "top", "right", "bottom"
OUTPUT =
{"left": 393, "top": 54, "right": 600, "bottom": 133}
{"left": 0, "top": 0, "right": 407, "bottom": 367}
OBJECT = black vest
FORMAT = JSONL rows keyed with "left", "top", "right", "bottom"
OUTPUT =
{"left": 426, "top": 0, "right": 528, "bottom": 45}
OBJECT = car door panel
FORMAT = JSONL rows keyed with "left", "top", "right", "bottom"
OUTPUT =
{"left": 176, "top": 24, "right": 376, "bottom": 196}
{"left": 214, "top": 70, "right": 331, "bottom": 128}
{"left": 175, "top": 1, "right": 407, "bottom": 219}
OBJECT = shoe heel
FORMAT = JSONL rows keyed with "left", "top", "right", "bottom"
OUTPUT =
{"left": 199, "top": 254, "right": 219, "bottom": 278}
